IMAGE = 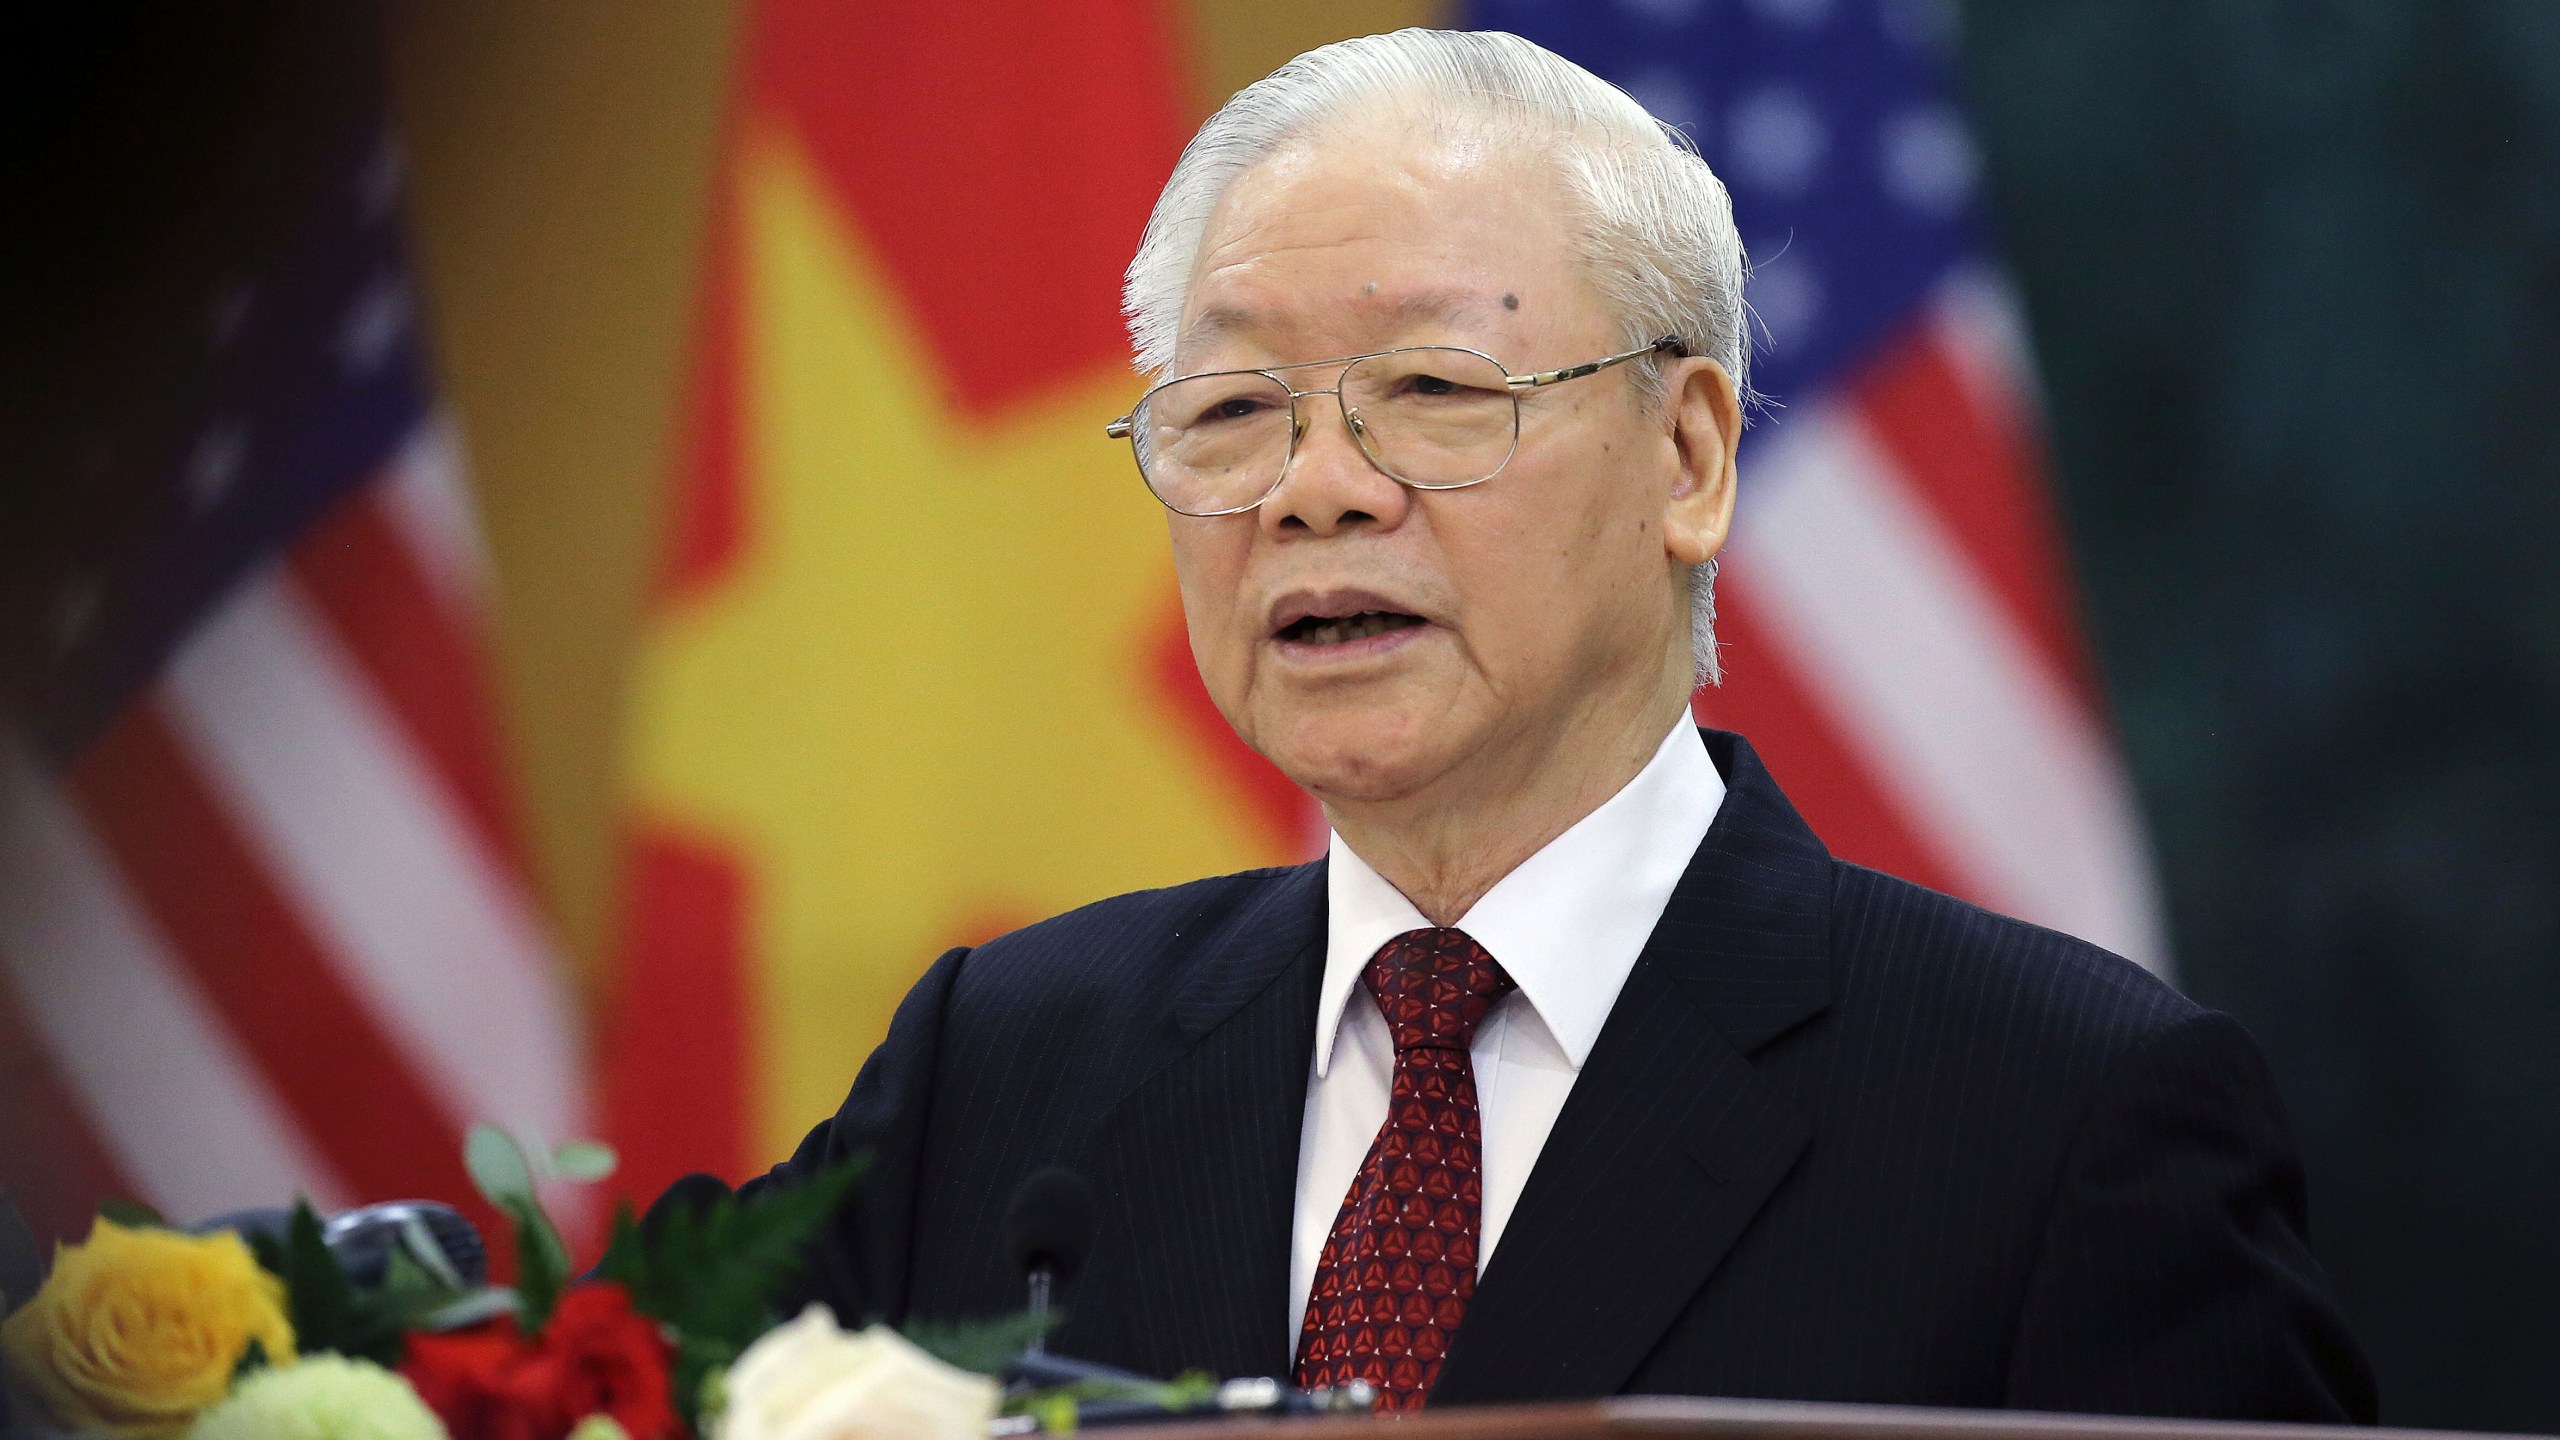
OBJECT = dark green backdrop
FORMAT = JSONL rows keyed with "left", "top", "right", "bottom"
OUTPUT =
{"left": 1963, "top": 1, "right": 2560, "bottom": 1428}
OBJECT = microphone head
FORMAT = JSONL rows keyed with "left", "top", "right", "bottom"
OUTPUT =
{"left": 192, "top": 1202, "right": 489, "bottom": 1291}
{"left": 1003, "top": 1166, "right": 1094, "bottom": 1285}
{"left": 324, "top": 1201, "right": 488, "bottom": 1290}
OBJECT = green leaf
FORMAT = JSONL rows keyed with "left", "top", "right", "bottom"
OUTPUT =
{"left": 461, "top": 1124, "right": 584, "bottom": 1335}
{"left": 902, "top": 1310, "right": 1057, "bottom": 1376}
{"left": 553, "top": 1140, "right": 619, "bottom": 1183}
{"left": 376, "top": 1245, "right": 471, "bottom": 1328}
{"left": 465, "top": 1125, "right": 538, "bottom": 1209}
{"left": 1027, "top": 1392, "right": 1078, "bottom": 1436}
{"left": 98, "top": 1197, "right": 164, "bottom": 1229}
{"left": 392, "top": 1216, "right": 467, "bottom": 1293}
{"left": 278, "top": 1199, "right": 361, "bottom": 1356}
{"left": 658, "top": 1158, "right": 861, "bottom": 1341}
{"left": 1161, "top": 1371, "right": 1219, "bottom": 1408}
{"left": 352, "top": 1249, "right": 481, "bottom": 1365}
{"left": 596, "top": 1154, "right": 869, "bottom": 1430}
{"left": 593, "top": 1201, "right": 644, "bottom": 1283}
{"left": 506, "top": 1193, "right": 573, "bottom": 1334}
{"left": 421, "top": 1289, "right": 518, "bottom": 1332}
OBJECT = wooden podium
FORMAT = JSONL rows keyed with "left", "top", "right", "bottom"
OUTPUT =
{"left": 1141, "top": 1398, "right": 2554, "bottom": 1440}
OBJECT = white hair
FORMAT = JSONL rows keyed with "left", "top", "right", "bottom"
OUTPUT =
{"left": 1122, "top": 28, "right": 1749, "bottom": 684}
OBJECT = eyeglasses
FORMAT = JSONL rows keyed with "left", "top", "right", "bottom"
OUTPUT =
{"left": 1104, "top": 336, "right": 1687, "bottom": 517}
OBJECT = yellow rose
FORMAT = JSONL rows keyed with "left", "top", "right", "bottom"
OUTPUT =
{"left": 1, "top": 1217, "right": 297, "bottom": 1439}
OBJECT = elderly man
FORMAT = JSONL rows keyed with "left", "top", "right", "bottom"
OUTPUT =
{"left": 746, "top": 29, "right": 2373, "bottom": 1421}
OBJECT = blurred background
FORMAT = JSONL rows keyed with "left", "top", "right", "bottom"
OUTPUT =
{"left": 2, "top": 0, "right": 2554, "bottom": 1428}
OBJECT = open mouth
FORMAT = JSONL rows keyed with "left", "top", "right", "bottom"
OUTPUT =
{"left": 1277, "top": 610, "right": 1426, "bottom": 647}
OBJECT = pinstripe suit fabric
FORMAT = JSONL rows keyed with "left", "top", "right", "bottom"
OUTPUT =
{"left": 752, "top": 730, "right": 2374, "bottom": 1422}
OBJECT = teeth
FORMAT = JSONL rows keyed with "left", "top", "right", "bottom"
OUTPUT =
{"left": 1295, "top": 610, "right": 1413, "bottom": 645}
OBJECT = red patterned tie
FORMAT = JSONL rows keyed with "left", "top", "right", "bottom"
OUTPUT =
{"left": 1294, "top": 927, "right": 1516, "bottom": 1411}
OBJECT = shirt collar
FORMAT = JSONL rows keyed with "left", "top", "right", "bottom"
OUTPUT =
{"left": 1315, "top": 716, "right": 1727, "bottom": 1076}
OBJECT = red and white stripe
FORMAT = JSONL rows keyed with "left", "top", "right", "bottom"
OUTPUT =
{"left": 1700, "top": 271, "right": 2167, "bottom": 973}
{"left": 0, "top": 419, "right": 588, "bottom": 1236}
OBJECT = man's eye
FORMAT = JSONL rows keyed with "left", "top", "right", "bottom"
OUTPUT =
{"left": 1400, "top": 371, "right": 1498, "bottom": 399}
{"left": 1196, "top": 395, "right": 1272, "bottom": 424}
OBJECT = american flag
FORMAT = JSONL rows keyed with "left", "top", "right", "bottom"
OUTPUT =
{"left": 1471, "top": 0, "right": 2166, "bottom": 969}
{"left": 0, "top": 114, "right": 586, "bottom": 1241}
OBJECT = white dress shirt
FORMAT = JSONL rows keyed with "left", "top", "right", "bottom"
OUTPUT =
{"left": 1286, "top": 717, "right": 1727, "bottom": 1338}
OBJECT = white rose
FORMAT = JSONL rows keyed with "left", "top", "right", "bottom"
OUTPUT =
{"left": 718, "top": 1305, "right": 1002, "bottom": 1440}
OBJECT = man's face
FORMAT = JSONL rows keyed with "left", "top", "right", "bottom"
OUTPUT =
{"left": 1165, "top": 126, "right": 1734, "bottom": 815}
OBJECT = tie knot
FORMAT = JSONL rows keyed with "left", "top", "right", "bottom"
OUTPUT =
{"left": 1362, "top": 927, "right": 1515, "bottom": 1053}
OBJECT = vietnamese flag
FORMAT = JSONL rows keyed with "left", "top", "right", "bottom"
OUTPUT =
{"left": 601, "top": 1, "right": 1310, "bottom": 1205}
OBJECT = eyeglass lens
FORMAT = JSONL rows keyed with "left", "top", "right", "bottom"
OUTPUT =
{"left": 1133, "top": 347, "right": 1518, "bottom": 515}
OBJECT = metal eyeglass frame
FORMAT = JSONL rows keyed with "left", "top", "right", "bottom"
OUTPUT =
{"left": 1104, "top": 334, "right": 1689, "bottom": 517}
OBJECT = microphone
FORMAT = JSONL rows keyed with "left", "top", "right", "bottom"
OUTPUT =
{"left": 189, "top": 1200, "right": 488, "bottom": 1290}
{"left": 1001, "top": 1166, "right": 1093, "bottom": 1351}
{"left": 324, "top": 1200, "right": 488, "bottom": 1290}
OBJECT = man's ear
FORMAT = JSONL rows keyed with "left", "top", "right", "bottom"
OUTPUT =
{"left": 1662, "top": 356, "right": 1740, "bottom": 567}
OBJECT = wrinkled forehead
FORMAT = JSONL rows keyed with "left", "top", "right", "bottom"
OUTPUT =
{"left": 1173, "top": 120, "right": 1604, "bottom": 370}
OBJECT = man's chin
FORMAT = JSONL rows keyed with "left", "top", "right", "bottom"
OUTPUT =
{"left": 1256, "top": 713, "right": 1451, "bottom": 809}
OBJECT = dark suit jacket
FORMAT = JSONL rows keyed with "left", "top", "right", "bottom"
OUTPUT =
{"left": 751, "top": 730, "right": 2376, "bottom": 1421}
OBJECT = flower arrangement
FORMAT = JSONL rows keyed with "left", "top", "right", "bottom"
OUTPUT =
{"left": 0, "top": 1129, "right": 1028, "bottom": 1440}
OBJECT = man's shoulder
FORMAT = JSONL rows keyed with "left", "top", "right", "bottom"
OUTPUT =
{"left": 948, "top": 861, "right": 1320, "bottom": 1005}
{"left": 1706, "top": 726, "right": 2198, "bottom": 1060}
{"left": 982, "top": 861, "right": 1317, "bottom": 952}
{"left": 1820, "top": 857, "right": 2202, "bottom": 1063}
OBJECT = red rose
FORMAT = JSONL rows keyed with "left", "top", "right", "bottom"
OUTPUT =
{"left": 402, "top": 1282, "right": 680, "bottom": 1440}
{"left": 403, "top": 1322, "right": 559, "bottom": 1440}
{"left": 547, "top": 1284, "right": 685, "bottom": 1438}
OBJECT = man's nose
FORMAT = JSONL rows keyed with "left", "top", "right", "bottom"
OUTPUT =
{"left": 1258, "top": 392, "right": 1409, "bottom": 538}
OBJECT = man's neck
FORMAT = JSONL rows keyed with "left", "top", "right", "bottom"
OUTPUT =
{"left": 1323, "top": 692, "right": 1695, "bottom": 927}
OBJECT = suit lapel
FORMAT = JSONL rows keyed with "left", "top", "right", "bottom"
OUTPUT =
{"left": 1430, "top": 730, "right": 1836, "bottom": 1404}
{"left": 1064, "top": 862, "right": 1327, "bottom": 1381}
